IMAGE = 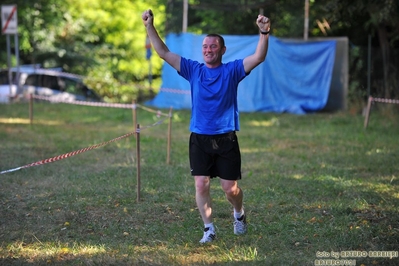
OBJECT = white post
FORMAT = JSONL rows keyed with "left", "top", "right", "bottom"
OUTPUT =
{"left": 6, "top": 34, "right": 12, "bottom": 98}
{"left": 14, "top": 33, "right": 20, "bottom": 95}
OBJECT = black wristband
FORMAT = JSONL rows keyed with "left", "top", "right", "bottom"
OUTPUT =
{"left": 260, "top": 30, "right": 270, "bottom": 35}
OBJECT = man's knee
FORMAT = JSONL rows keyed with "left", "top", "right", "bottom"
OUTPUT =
{"left": 195, "top": 176, "right": 210, "bottom": 194}
{"left": 221, "top": 180, "right": 240, "bottom": 196}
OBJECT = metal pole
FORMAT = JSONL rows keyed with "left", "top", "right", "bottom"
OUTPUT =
{"left": 367, "top": 34, "right": 371, "bottom": 98}
{"left": 304, "top": 0, "right": 309, "bottom": 40}
{"left": 14, "top": 33, "right": 20, "bottom": 96}
{"left": 182, "top": 0, "right": 188, "bottom": 33}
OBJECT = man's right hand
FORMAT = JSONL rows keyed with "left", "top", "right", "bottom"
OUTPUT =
{"left": 256, "top": 15, "right": 271, "bottom": 33}
{"left": 142, "top": 9, "right": 154, "bottom": 27}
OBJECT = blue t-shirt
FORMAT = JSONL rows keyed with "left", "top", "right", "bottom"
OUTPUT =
{"left": 178, "top": 57, "right": 248, "bottom": 135}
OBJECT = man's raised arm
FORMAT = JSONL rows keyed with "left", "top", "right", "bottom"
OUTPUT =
{"left": 142, "top": 9, "right": 181, "bottom": 72}
{"left": 243, "top": 15, "right": 271, "bottom": 73}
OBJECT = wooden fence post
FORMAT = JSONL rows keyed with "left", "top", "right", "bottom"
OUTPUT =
{"left": 29, "top": 94, "right": 33, "bottom": 125}
{"left": 136, "top": 124, "right": 141, "bottom": 202}
{"left": 364, "top": 96, "right": 373, "bottom": 129}
{"left": 132, "top": 100, "right": 137, "bottom": 130}
{"left": 166, "top": 107, "right": 173, "bottom": 164}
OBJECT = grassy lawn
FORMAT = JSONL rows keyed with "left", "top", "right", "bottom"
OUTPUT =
{"left": 0, "top": 102, "right": 398, "bottom": 265}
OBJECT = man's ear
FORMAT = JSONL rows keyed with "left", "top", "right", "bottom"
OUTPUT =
{"left": 221, "top": 46, "right": 226, "bottom": 55}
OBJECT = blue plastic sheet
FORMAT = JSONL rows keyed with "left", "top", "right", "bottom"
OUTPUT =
{"left": 146, "top": 33, "right": 336, "bottom": 114}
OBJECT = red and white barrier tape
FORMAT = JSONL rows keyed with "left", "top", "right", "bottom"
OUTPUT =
{"left": 139, "top": 115, "right": 170, "bottom": 131}
{"left": 32, "top": 95, "right": 172, "bottom": 117}
{"left": 371, "top": 97, "right": 399, "bottom": 104}
{"left": 160, "top": 88, "right": 191, "bottom": 95}
{"left": 1, "top": 93, "right": 174, "bottom": 174}
{"left": 0, "top": 131, "right": 135, "bottom": 175}
{"left": 0, "top": 112, "right": 171, "bottom": 175}
{"left": 139, "top": 105, "right": 170, "bottom": 117}
{"left": 32, "top": 94, "right": 135, "bottom": 109}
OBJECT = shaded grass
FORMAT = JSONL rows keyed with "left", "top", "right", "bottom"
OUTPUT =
{"left": 0, "top": 102, "right": 398, "bottom": 265}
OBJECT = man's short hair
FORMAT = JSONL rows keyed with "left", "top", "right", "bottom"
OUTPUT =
{"left": 206, "top": 34, "right": 225, "bottom": 48}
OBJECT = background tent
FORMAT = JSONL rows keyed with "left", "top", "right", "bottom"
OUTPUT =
{"left": 146, "top": 34, "right": 341, "bottom": 114}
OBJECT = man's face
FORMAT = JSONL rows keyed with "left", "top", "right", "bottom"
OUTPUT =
{"left": 202, "top": 36, "right": 226, "bottom": 67}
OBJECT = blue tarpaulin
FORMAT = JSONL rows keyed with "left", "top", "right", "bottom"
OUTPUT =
{"left": 146, "top": 33, "right": 336, "bottom": 114}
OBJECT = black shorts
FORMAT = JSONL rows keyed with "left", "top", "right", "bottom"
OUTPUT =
{"left": 189, "top": 131, "right": 241, "bottom": 180}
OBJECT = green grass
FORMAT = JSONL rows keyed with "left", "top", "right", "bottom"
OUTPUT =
{"left": 0, "top": 102, "right": 398, "bottom": 265}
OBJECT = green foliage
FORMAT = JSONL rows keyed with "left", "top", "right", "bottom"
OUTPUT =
{"left": 270, "top": 2, "right": 304, "bottom": 38}
{"left": 61, "top": 0, "right": 165, "bottom": 102}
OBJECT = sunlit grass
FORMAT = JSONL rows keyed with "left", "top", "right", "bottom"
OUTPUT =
{"left": 0, "top": 117, "right": 62, "bottom": 125}
{"left": 247, "top": 117, "right": 280, "bottom": 127}
{"left": 4, "top": 241, "right": 107, "bottom": 260}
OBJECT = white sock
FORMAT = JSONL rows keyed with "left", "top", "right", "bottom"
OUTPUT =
{"left": 204, "top": 222, "right": 215, "bottom": 232}
{"left": 234, "top": 209, "right": 244, "bottom": 219}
